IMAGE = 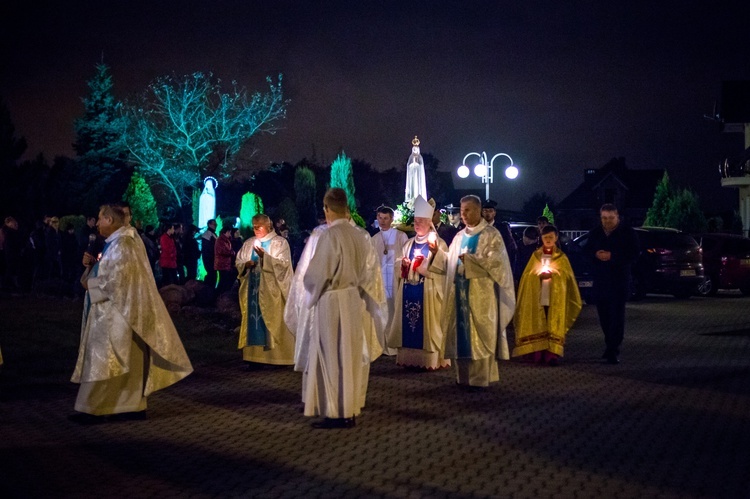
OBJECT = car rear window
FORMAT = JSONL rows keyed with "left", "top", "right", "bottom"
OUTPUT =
{"left": 639, "top": 231, "right": 698, "bottom": 249}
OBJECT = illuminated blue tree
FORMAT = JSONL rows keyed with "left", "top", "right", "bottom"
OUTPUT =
{"left": 124, "top": 73, "right": 288, "bottom": 212}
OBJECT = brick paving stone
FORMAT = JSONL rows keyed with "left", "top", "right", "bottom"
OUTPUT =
{"left": 2, "top": 294, "right": 750, "bottom": 498}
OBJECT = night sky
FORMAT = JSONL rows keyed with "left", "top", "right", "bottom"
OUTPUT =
{"left": 2, "top": 1, "right": 749, "bottom": 212}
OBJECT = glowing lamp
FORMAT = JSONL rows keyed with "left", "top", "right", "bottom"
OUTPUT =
{"left": 474, "top": 163, "right": 487, "bottom": 177}
{"left": 505, "top": 165, "right": 519, "bottom": 179}
{"left": 457, "top": 165, "right": 470, "bottom": 178}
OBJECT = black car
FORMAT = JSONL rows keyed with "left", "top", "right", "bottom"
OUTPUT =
{"left": 694, "top": 233, "right": 750, "bottom": 296}
{"left": 565, "top": 227, "right": 704, "bottom": 300}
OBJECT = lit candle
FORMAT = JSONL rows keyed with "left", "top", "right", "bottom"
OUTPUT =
{"left": 253, "top": 239, "right": 261, "bottom": 250}
{"left": 427, "top": 232, "right": 437, "bottom": 244}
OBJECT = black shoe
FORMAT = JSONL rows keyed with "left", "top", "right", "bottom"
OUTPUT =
{"left": 311, "top": 417, "right": 356, "bottom": 429}
{"left": 67, "top": 413, "right": 107, "bottom": 425}
{"left": 458, "top": 383, "right": 487, "bottom": 393}
{"left": 108, "top": 411, "right": 147, "bottom": 422}
{"left": 605, "top": 355, "right": 620, "bottom": 365}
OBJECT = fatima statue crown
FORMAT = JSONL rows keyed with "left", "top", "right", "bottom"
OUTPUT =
{"left": 412, "top": 136, "right": 420, "bottom": 146}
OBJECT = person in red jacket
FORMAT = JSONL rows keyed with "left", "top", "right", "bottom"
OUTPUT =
{"left": 214, "top": 227, "right": 236, "bottom": 297}
{"left": 159, "top": 224, "right": 178, "bottom": 286}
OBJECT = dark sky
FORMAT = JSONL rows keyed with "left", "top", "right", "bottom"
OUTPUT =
{"left": 2, "top": 0, "right": 749, "bottom": 212}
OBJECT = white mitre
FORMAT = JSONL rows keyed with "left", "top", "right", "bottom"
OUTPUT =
{"left": 413, "top": 195, "right": 434, "bottom": 219}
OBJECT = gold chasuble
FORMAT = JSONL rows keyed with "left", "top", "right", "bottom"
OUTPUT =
{"left": 512, "top": 247, "right": 582, "bottom": 357}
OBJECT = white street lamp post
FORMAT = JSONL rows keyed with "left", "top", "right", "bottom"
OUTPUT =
{"left": 457, "top": 152, "right": 518, "bottom": 201}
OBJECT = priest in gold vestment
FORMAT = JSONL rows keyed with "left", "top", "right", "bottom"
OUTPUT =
{"left": 236, "top": 214, "right": 295, "bottom": 366}
{"left": 71, "top": 204, "right": 193, "bottom": 422}
{"left": 438, "top": 195, "right": 516, "bottom": 388}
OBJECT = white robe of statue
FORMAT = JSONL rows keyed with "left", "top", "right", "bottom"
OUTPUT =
{"left": 404, "top": 145, "right": 427, "bottom": 204}
{"left": 199, "top": 177, "right": 217, "bottom": 230}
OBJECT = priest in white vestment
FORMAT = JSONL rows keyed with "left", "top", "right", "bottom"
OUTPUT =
{"left": 236, "top": 214, "right": 295, "bottom": 366}
{"left": 387, "top": 196, "right": 450, "bottom": 370}
{"left": 437, "top": 195, "right": 516, "bottom": 388}
{"left": 301, "top": 188, "right": 387, "bottom": 428}
{"left": 371, "top": 205, "right": 408, "bottom": 355}
{"left": 70, "top": 204, "right": 193, "bottom": 423}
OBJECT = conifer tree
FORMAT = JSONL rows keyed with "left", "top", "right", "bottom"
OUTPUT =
{"left": 664, "top": 189, "right": 707, "bottom": 233}
{"left": 239, "top": 192, "right": 264, "bottom": 239}
{"left": 329, "top": 151, "right": 364, "bottom": 226}
{"left": 276, "top": 197, "right": 299, "bottom": 232}
{"left": 0, "top": 99, "right": 28, "bottom": 216}
{"left": 294, "top": 166, "right": 317, "bottom": 230}
{"left": 192, "top": 189, "right": 201, "bottom": 227}
{"left": 542, "top": 204, "right": 555, "bottom": 225}
{"left": 123, "top": 172, "right": 159, "bottom": 228}
{"left": 73, "top": 62, "right": 130, "bottom": 214}
{"left": 644, "top": 171, "right": 672, "bottom": 227}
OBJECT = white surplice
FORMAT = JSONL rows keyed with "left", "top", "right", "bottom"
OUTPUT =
{"left": 301, "top": 218, "right": 386, "bottom": 419}
{"left": 371, "top": 227, "right": 408, "bottom": 355}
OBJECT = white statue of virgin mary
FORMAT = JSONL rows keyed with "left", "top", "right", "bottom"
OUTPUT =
{"left": 404, "top": 136, "right": 427, "bottom": 205}
{"left": 198, "top": 176, "right": 217, "bottom": 230}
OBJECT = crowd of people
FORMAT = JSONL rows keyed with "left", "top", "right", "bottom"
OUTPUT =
{"left": 0, "top": 211, "right": 250, "bottom": 299}
{"left": 2, "top": 192, "right": 638, "bottom": 429}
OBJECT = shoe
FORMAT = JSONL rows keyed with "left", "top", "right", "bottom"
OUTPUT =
{"left": 605, "top": 355, "right": 620, "bottom": 365}
{"left": 458, "top": 384, "right": 487, "bottom": 393}
{"left": 547, "top": 357, "right": 559, "bottom": 367}
{"left": 67, "top": 413, "right": 107, "bottom": 425}
{"left": 108, "top": 411, "right": 147, "bottom": 422}
{"left": 311, "top": 417, "right": 356, "bottom": 429}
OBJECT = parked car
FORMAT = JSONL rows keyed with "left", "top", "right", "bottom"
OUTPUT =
{"left": 693, "top": 233, "right": 750, "bottom": 296}
{"left": 508, "top": 222, "right": 537, "bottom": 241}
{"left": 565, "top": 227, "right": 704, "bottom": 300}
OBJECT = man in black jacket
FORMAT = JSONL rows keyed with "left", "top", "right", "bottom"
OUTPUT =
{"left": 587, "top": 204, "right": 639, "bottom": 364}
{"left": 481, "top": 199, "right": 517, "bottom": 279}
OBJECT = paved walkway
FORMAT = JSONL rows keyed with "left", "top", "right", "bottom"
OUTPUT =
{"left": 1, "top": 293, "right": 749, "bottom": 498}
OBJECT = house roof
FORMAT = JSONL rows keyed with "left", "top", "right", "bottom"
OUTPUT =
{"left": 557, "top": 157, "right": 664, "bottom": 211}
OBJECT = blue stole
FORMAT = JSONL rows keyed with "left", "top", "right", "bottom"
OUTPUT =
{"left": 455, "top": 232, "right": 479, "bottom": 358}
{"left": 246, "top": 239, "right": 273, "bottom": 346}
{"left": 401, "top": 241, "right": 429, "bottom": 349}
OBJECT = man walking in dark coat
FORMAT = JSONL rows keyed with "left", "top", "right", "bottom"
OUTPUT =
{"left": 587, "top": 204, "right": 639, "bottom": 364}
